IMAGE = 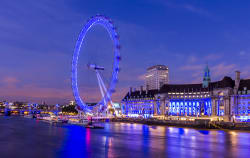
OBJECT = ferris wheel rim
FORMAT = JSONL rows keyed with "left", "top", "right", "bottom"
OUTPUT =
{"left": 71, "top": 15, "right": 120, "bottom": 112}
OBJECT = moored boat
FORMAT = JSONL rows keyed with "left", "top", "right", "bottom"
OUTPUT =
{"left": 84, "top": 125, "right": 104, "bottom": 129}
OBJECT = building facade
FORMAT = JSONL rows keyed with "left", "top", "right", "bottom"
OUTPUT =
{"left": 145, "top": 65, "right": 169, "bottom": 90}
{"left": 121, "top": 88, "right": 158, "bottom": 118}
{"left": 122, "top": 68, "right": 250, "bottom": 122}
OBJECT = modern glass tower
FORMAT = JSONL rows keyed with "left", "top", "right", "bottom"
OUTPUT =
{"left": 145, "top": 65, "right": 169, "bottom": 90}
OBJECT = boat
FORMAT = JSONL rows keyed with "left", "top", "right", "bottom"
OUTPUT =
{"left": 24, "top": 115, "right": 33, "bottom": 118}
{"left": 36, "top": 113, "right": 54, "bottom": 121}
{"left": 60, "top": 119, "right": 68, "bottom": 123}
{"left": 49, "top": 119, "right": 69, "bottom": 127}
{"left": 84, "top": 125, "right": 104, "bottom": 129}
{"left": 52, "top": 118, "right": 68, "bottom": 124}
{"left": 3, "top": 109, "right": 11, "bottom": 116}
{"left": 68, "top": 118, "right": 81, "bottom": 124}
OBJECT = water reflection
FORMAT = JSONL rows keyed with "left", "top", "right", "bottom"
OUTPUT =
{"left": 59, "top": 123, "right": 250, "bottom": 158}
{"left": 142, "top": 125, "right": 150, "bottom": 157}
{"left": 0, "top": 117, "right": 249, "bottom": 158}
{"left": 58, "top": 125, "right": 90, "bottom": 158}
{"left": 198, "top": 130, "right": 210, "bottom": 135}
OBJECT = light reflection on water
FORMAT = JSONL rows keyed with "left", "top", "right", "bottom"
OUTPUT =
{"left": 0, "top": 117, "right": 249, "bottom": 158}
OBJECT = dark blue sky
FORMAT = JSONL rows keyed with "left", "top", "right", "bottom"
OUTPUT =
{"left": 1, "top": 0, "right": 250, "bottom": 104}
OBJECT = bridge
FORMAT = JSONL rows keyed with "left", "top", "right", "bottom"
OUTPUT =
{"left": 0, "top": 108, "right": 58, "bottom": 116}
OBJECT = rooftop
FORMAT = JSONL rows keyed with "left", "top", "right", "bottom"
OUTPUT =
{"left": 159, "top": 76, "right": 235, "bottom": 93}
{"left": 238, "top": 79, "right": 250, "bottom": 91}
{"left": 147, "top": 65, "right": 168, "bottom": 71}
{"left": 122, "top": 89, "right": 159, "bottom": 100}
{"left": 122, "top": 76, "right": 250, "bottom": 100}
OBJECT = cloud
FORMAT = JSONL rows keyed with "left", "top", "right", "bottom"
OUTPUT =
{"left": 178, "top": 62, "right": 239, "bottom": 83}
{"left": 177, "top": 64, "right": 204, "bottom": 83}
{"left": 239, "top": 50, "right": 246, "bottom": 56}
{"left": 0, "top": 83, "right": 72, "bottom": 104}
{"left": 163, "top": 2, "right": 212, "bottom": 18}
{"left": 204, "top": 53, "right": 222, "bottom": 61}
{"left": 239, "top": 66, "right": 250, "bottom": 79}
{"left": 2, "top": 77, "right": 19, "bottom": 85}
{"left": 187, "top": 55, "right": 198, "bottom": 63}
{"left": 179, "top": 64, "right": 203, "bottom": 71}
{"left": 1, "top": 76, "right": 19, "bottom": 88}
{"left": 137, "top": 74, "right": 145, "bottom": 81}
{"left": 239, "top": 50, "right": 250, "bottom": 58}
{"left": 182, "top": 4, "right": 211, "bottom": 17}
{"left": 210, "top": 63, "right": 236, "bottom": 79}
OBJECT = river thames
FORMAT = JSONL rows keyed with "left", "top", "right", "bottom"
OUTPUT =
{"left": 0, "top": 117, "right": 249, "bottom": 158}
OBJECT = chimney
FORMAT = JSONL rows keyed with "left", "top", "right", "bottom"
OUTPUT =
{"left": 235, "top": 71, "right": 240, "bottom": 81}
{"left": 140, "top": 86, "right": 143, "bottom": 95}
{"left": 129, "top": 87, "right": 132, "bottom": 96}
{"left": 134, "top": 88, "right": 136, "bottom": 92}
{"left": 146, "top": 85, "right": 149, "bottom": 94}
{"left": 234, "top": 71, "right": 241, "bottom": 94}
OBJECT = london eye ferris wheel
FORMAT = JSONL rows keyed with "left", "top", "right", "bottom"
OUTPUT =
{"left": 71, "top": 15, "right": 121, "bottom": 114}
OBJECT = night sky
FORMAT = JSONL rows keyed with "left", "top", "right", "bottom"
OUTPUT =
{"left": 1, "top": 0, "right": 250, "bottom": 104}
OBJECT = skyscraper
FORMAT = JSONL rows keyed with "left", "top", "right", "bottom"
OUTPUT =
{"left": 145, "top": 65, "right": 169, "bottom": 90}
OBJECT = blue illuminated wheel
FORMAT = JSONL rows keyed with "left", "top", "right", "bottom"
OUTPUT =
{"left": 72, "top": 15, "right": 121, "bottom": 113}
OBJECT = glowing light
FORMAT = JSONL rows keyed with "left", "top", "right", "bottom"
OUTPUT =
{"left": 71, "top": 15, "right": 120, "bottom": 113}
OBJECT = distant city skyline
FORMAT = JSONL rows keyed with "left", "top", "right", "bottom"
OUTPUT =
{"left": 1, "top": 0, "right": 250, "bottom": 104}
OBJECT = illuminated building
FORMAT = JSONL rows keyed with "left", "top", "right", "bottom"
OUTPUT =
{"left": 121, "top": 87, "right": 158, "bottom": 118}
{"left": 122, "top": 66, "right": 250, "bottom": 122}
{"left": 111, "top": 103, "right": 122, "bottom": 116}
{"left": 145, "top": 65, "right": 169, "bottom": 90}
{"left": 231, "top": 72, "right": 250, "bottom": 122}
{"left": 69, "top": 101, "right": 76, "bottom": 106}
{"left": 158, "top": 83, "right": 212, "bottom": 117}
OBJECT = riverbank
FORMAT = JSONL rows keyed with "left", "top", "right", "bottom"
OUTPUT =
{"left": 111, "top": 117, "right": 250, "bottom": 131}
{"left": 1, "top": 114, "right": 249, "bottom": 131}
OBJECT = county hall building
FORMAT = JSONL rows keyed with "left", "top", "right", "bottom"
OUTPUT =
{"left": 121, "top": 65, "right": 250, "bottom": 122}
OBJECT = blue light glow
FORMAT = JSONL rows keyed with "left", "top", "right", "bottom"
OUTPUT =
{"left": 71, "top": 15, "right": 120, "bottom": 113}
{"left": 168, "top": 98, "right": 212, "bottom": 116}
{"left": 122, "top": 100, "right": 154, "bottom": 118}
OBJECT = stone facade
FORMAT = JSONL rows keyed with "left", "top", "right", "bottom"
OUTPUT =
{"left": 121, "top": 71, "right": 250, "bottom": 122}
